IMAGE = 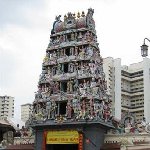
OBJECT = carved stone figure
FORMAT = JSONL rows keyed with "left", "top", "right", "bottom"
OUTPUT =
{"left": 85, "top": 80, "right": 90, "bottom": 94}
{"left": 77, "top": 32, "right": 82, "bottom": 41}
{"left": 78, "top": 64, "right": 82, "bottom": 76}
{"left": 89, "top": 62, "right": 96, "bottom": 75}
{"left": 90, "top": 78, "right": 96, "bottom": 88}
{"left": 86, "top": 45, "right": 93, "bottom": 57}
{"left": 71, "top": 32, "right": 75, "bottom": 41}
{"left": 59, "top": 49, "right": 64, "bottom": 57}
{"left": 52, "top": 67, "right": 57, "bottom": 76}
{"left": 51, "top": 15, "right": 62, "bottom": 34}
{"left": 74, "top": 32, "right": 78, "bottom": 41}
{"left": 83, "top": 80, "right": 87, "bottom": 89}
{"left": 86, "top": 8, "right": 95, "bottom": 29}
{"left": 75, "top": 46, "right": 78, "bottom": 56}
{"left": 46, "top": 100, "right": 52, "bottom": 119}
{"left": 89, "top": 98, "right": 94, "bottom": 117}
{"left": 56, "top": 36, "right": 60, "bottom": 44}
{"left": 94, "top": 102, "right": 99, "bottom": 120}
{"left": 52, "top": 51, "right": 57, "bottom": 60}
{"left": 43, "top": 53, "right": 49, "bottom": 64}
{"left": 66, "top": 100, "right": 72, "bottom": 118}
{"left": 51, "top": 101, "right": 57, "bottom": 119}
{"left": 79, "top": 46, "right": 85, "bottom": 58}
{"left": 85, "top": 31, "right": 91, "bottom": 42}
{"left": 103, "top": 102, "right": 110, "bottom": 122}
{"left": 59, "top": 35, "right": 64, "bottom": 43}
{"left": 81, "top": 100, "right": 86, "bottom": 119}
{"left": 73, "top": 79, "right": 78, "bottom": 92}
{"left": 63, "top": 35, "right": 66, "bottom": 42}
{"left": 96, "top": 101, "right": 104, "bottom": 120}
{"left": 79, "top": 83, "right": 84, "bottom": 96}
{"left": 35, "top": 105, "right": 44, "bottom": 120}
{"left": 69, "top": 63, "right": 74, "bottom": 73}
{"left": 53, "top": 82, "right": 60, "bottom": 94}
{"left": 67, "top": 80, "right": 74, "bottom": 93}
{"left": 57, "top": 63, "right": 62, "bottom": 75}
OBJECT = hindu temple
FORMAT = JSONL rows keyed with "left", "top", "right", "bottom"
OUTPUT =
{"left": 31, "top": 8, "right": 114, "bottom": 150}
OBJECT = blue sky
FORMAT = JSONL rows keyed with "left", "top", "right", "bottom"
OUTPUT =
{"left": 1, "top": 0, "right": 150, "bottom": 119}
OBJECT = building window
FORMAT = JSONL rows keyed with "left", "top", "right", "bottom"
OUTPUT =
{"left": 59, "top": 101, "right": 67, "bottom": 115}
{"left": 61, "top": 82, "right": 67, "bottom": 92}
{"left": 65, "top": 48, "right": 70, "bottom": 56}
{"left": 63, "top": 63, "right": 69, "bottom": 73}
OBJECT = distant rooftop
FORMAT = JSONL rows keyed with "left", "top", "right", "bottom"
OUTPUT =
{"left": 21, "top": 103, "right": 32, "bottom": 106}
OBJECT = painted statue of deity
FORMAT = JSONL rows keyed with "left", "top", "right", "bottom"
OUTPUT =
{"left": 73, "top": 79, "right": 78, "bottom": 92}
{"left": 103, "top": 102, "right": 111, "bottom": 122}
{"left": 57, "top": 63, "right": 62, "bottom": 75}
{"left": 69, "top": 63, "right": 74, "bottom": 73}
{"left": 66, "top": 100, "right": 72, "bottom": 118}
{"left": 85, "top": 31, "right": 91, "bottom": 42}
{"left": 86, "top": 45, "right": 93, "bottom": 57}
{"left": 46, "top": 100, "right": 52, "bottom": 119}
{"left": 89, "top": 98, "right": 94, "bottom": 117}
{"left": 78, "top": 46, "right": 85, "bottom": 58}
{"left": 53, "top": 82, "right": 60, "bottom": 94}
{"left": 59, "top": 35, "right": 64, "bottom": 43}
{"left": 77, "top": 32, "right": 83, "bottom": 41}
{"left": 53, "top": 51, "right": 57, "bottom": 59}
{"left": 90, "top": 78, "right": 96, "bottom": 88}
{"left": 75, "top": 46, "right": 78, "bottom": 56}
{"left": 94, "top": 101, "right": 104, "bottom": 120}
{"left": 43, "top": 53, "right": 49, "bottom": 64}
{"left": 81, "top": 100, "right": 86, "bottom": 119}
{"left": 89, "top": 62, "right": 96, "bottom": 75}
{"left": 67, "top": 80, "right": 74, "bottom": 93}
{"left": 63, "top": 34, "right": 66, "bottom": 42}
{"left": 51, "top": 101, "right": 57, "bottom": 119}
{"left": 71, "top": 32, "right": 75, "bottom": 41}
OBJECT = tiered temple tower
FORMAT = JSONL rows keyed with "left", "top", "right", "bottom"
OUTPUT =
{"left": 31, "top": 8, "right": 114, "bottom": 150}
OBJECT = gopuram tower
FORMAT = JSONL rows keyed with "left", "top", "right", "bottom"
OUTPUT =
{"left": 31, "top": 8, "right": 114, "bottom": 150}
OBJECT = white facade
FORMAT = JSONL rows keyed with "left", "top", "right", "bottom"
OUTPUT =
{"left": 103, "top": 57, "right": 150, "bottom": 122}
{"left": 0, "top": 96, "right": 14, "bottom": 119}
{"left": 21, "top": 103, "right": 32, "bottom": 122}
{"left": 143, "top": 58, "right": 150, "bottom": 122}
{"left": 103, "top": 57, "right": 121, "bottom": 120}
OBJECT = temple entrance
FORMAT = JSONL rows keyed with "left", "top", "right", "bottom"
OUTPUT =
{"left": 46, "top": 144, "right": 78, "bottom": 150}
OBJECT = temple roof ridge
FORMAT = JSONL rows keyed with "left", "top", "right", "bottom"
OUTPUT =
{"left": 51, "top": 8, "right": 95, "bottom": 35}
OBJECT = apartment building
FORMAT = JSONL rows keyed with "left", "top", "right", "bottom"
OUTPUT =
{"left": 0, "top": 96, "right": 14, "bottom": 119}
{"left": 103, "top": 57, "right": 150, "bottom": 122}
{"left": 21, "top": 103, "right": 32, "bottom": 122}
{"left": 103, "top": 57, "right": 121, "bottom": 120}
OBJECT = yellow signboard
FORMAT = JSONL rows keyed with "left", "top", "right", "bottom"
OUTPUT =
{"left": 46, "top": 130, "right": 79, "bottom": 144}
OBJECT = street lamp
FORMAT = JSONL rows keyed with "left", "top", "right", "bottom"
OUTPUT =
{"left": 141, "top": 38, "right": 150, "bottom": 57}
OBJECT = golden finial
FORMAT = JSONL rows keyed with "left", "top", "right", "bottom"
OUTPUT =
{"left": 81, "top": 11, "right": 85, "bottom": 17}
{"left": 77, "top": 12, "right": 80, "bottom": 18}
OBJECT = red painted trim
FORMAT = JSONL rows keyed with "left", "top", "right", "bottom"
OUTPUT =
{"left": 42, "top": 131, "right": 47, "bottom": 150}
{"left": 78, "top": 134, "right": 83, "bottom": 150}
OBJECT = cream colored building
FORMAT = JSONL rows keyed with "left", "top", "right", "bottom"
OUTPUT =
{"left": 103, "top": 57, "right": 150, "bottom": 122}
{"left": 21, "top": 103, "right": 32, "bottom": 122}
{"left": 103, "top": 57, "right": 121, "bottom": 120}
{"left": 104, "top": 132, "right": 150, "bottom": 150}
{"left": 0, "top": 96, "right": 14, "bottom": 119}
